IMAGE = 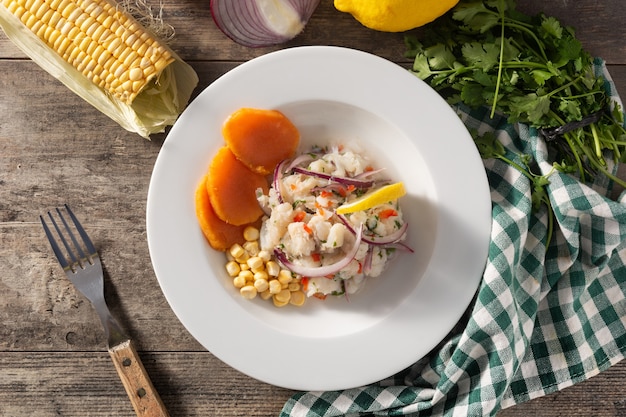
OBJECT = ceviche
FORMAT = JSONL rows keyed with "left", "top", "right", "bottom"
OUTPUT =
{"left": 256, "top": 144, "right": 412, "bottom": 299}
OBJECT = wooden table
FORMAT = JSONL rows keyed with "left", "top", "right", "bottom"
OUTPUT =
{"left": 1, "top": 1, "right": 625, "bottom": 416}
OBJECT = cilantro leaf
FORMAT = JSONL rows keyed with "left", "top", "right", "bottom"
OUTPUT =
{"left": 462, "top": 42, "right": 499, "bottom": 71}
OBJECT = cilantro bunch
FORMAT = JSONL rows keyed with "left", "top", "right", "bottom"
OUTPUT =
{"left": 405, "top": 0, "right": 626, "bottom": 190}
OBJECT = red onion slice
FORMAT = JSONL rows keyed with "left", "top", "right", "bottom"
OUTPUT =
{"left": 274, "top": 225, "right": 363, "bottom": 277}
{"left": 210, "top": 0, "right": 320, "bottom": 47}
{"left": 272, "top": 158, "right": 290, "bottom": 204}
{"left": 337, "top": 214, "right": 410, "bottom": 246}
{"left": 292, "top": 166, "right": 375, "bottom": 189}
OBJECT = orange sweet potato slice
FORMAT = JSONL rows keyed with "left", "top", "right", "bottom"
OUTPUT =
{"left": 207, "top": 146, "right": 269, "bottom": 226}
{"left": 195, "top": 174, "right": 249, "bottom": 251}
{"left": 222, "top": 108, "right": 300, "bottom": 175}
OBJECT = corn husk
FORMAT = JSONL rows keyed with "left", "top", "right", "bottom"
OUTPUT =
{"left": 0, "top": 0, "right": 198, "bottom": 138}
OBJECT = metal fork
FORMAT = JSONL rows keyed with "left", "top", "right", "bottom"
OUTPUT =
{"left": 41, "top": 205, "right": 169, "bottom": 417}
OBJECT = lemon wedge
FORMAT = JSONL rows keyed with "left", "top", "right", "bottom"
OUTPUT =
{"left": 336, "top": 182, "right": 406, "bottom": 214}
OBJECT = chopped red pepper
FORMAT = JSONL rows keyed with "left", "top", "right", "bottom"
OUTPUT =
{"left": 338, "top": 184, "right": 356, "bottom": 198}
{"left": 379, "top": 209, "right": 398, "bottom": 219}
{"left": 293, "top": 211, "right": 306, "bottom": 222}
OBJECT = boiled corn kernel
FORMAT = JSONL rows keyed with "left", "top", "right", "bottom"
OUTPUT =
{"left": 225, "top": 261, "right": 240, "bottom": 277}
{"left": 240, "top": 285, "right": 257, "bottom": 299}
{"left": 246, "top": 256, "right": 263, "bottom": 271}
{"left": 232, "top": 275, "right": 246, "bottom": 289}
{"left": 277, "top": 269, "right": 293, "bottom": 285}
{"left": 242, "top": 240, "right": 259, "bottom": 256}
{"left": 290, "top": 291, "right": 306, "bottom": 306}
{"left": 253, "top": 270, "right": 269, "bottom": 282}
{"left": 243, "top": 226, "right": 260, "bottom": 241}
{"left": 253, "top": 279, "right": 269, "bottom": 293}
{"left": 229, "top": 243, "right": 245, "bottom": 259}
{"left": 275, "top": 289, "right": 291, "bottom": 304}
{"left": 265, "top": 261, "right": 280, "bottom": 277}
{"left": 272, "top": 297, "right": 288, "bottom": 308}
{"left": 238, "top": 270, "right": 254, "bottom": 283}
{"left": 268, "top": 279, "right": 282, "bottom": 294}
{"left": 258, "top": 250, "right": 271, "bottom": 262}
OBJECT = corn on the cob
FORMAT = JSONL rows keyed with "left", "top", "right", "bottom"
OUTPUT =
{"left": 0, "top": 0, "right": 198, "bottom": 137}
{"left": 3, "top": 0, "right": 174, "bottom": 104}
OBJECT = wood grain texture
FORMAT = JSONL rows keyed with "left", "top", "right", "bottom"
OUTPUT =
{"left": 1, "top": 0, "right": 626, "bottom": 416}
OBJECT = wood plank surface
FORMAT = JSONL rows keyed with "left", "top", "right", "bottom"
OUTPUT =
{"left": 1, "top": 0, "right": 626, "bottom": 416}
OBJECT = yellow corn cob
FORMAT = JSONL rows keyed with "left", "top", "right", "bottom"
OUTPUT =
{"left": 2, "top": 0, "right": 175, "bottom": 105}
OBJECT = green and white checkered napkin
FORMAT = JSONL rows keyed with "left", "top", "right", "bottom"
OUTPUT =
{"left": 280, "top": 60, "right": 626, "bottom": 417}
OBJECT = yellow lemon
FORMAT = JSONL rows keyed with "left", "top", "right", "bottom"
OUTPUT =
{"left": 336, "top": 182, "right": 406, "bottom": 214}
{"left": 334, "top": 0, "right": 459, "bottom": 32}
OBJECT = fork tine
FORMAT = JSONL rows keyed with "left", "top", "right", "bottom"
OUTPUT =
{"left": 41, "top": 205, "right": 97, "bottom": 271}
{"left": 64, "top": 204, "right": 97, "bottom": 256}
{"left": 48, "top": 209, "right": 81, "bottom": 266}
{"left": 55, "top": 206, "right": 88, "bottom": 261}
{"left": 40, "top": 213, "right": 70, "bottom": 270}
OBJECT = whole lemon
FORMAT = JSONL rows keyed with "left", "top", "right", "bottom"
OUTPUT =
{"left": 334, "top": 0, "right": 459, "bottom": 32}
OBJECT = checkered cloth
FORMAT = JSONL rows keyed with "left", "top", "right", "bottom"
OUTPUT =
{"left": 280, "top": 60, "right": 626, "bottom": 417}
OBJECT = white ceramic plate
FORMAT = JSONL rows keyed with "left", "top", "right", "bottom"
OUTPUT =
{"left": 147, "top": 46, "right": 491, "bottom": 391}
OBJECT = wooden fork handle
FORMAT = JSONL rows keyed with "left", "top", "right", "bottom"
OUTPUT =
{"left": 108, "top": 340, "right": 170, "bottom": 417}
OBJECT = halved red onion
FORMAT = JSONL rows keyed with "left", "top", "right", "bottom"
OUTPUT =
{"left": 210, "top": 0, "right": 320, "bottom": 47}
{"left": 337, "top": 214, "right": 410, "bottom": 246}
{"left": 274, "top": 225, "right": 363, "bottom": 277}
{"left": 292, "top": 166, "right": 375, "bottom": 189}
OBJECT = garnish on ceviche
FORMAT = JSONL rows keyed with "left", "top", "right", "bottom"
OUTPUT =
{"left": 195, "top": 108, "right": 412, "bottom": 307}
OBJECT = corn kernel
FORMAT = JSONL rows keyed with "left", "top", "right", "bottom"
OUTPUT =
{"left": 258, "top": 250, "right": 272, "bottom": 262}
{"left": 240, "top": 285, "right": 257, "bottom": 300}
{"left": 254, "top": 270, "right": 269, "bottom": 282}
{"left": 246, "top": 256, "right": 263, "bottom": 271}
{"left": 260, "top": 290, "right": 273, "bottom": 300}
{"left": 242, "top": 241, "right": 259, "bottom": 256}
{"left": 238, "top": 270, "right": 254, "bottom": 284}
{"left": 229, "top": 243, "right": 245, "bottom": 259}
{"left": 268, "top": 279, "right": 282, "bottom": 294}
{"left": 232, "top": 275, "right": 246, "bottom": 289}
{"left": 288, "top": 282, "right": 300, "bottom": 292}
{"left": 225, "top": 261, "right": 240, "bottom": 277}
{"left": 277, "top": 270, "right": 293, "bottom": 285}
{"left": 265, "top": 261, "right": 280, "bottom": 277}
{"left": 290, "top": 291, "right": 306, "bottom": 306}
{"left": 234, "top": 252, "right": 250, "bottom": 264}
{"left": 243, "top": 226, "right": 260, "bottom": 241}
{"left": 275, "top": 289, "right": 291, "bottom": 303}
{"left": 254, "top": 279, "right": 269, "bottom": 293}
{"left": 272, "top": 296, "right": 289, "bottom": 307}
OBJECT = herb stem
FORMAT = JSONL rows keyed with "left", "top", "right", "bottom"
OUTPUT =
{"left": 491, "top": 7, "right": 506, "bottom": 118}
{"left": 591, "top": 123, "right": 603, "bottom": 161}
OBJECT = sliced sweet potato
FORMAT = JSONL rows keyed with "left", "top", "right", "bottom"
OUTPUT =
{"left": 195, "top": 175, "right": 249, "bottom": 251}
{"left": 207, "top": 146, "right": 269, "bottom": 226}
{"left": 222, "top": 108, "right": 300, "bottom": 175}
